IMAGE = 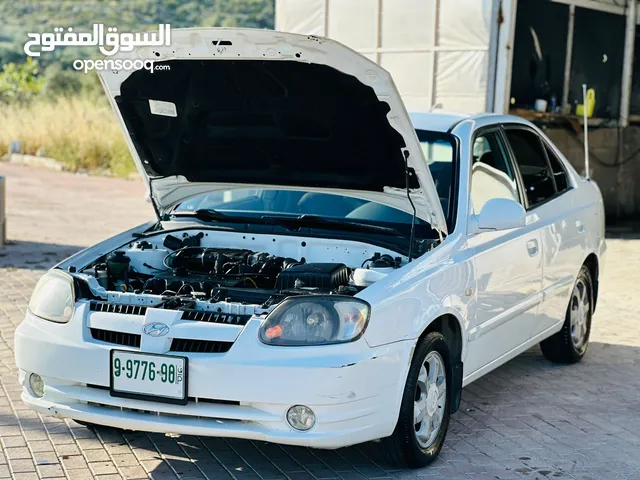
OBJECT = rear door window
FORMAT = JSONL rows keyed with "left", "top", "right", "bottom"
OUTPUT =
{"left": 544, "top": 144, "right": 569, "bottom": 192}
{"left": 504, "top": 129, "right": 556, "bottom": 208}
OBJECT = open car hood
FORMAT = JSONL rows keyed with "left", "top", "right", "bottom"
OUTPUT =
{"left": 99, "top": 28, "right": 447, "bottom": 235}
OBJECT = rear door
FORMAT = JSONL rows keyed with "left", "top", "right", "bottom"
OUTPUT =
{"left": 502, "top": 126, "right": 585, "bottom": 337}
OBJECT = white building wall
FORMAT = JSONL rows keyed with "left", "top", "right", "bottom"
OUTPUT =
{"left": 275, "top": 0, "right": 327, "bottom": 36}
{"left": 276, "top": 0, "right": 495, "bottom": 114}
{"left": 275, "top": 0, "right": 637, "bottom": 115}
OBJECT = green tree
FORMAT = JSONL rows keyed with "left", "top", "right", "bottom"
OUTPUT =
{"left": 0, "top": 57, "right": 43, "bottom": 104}
{"left": 0, "top": 0, "right": 275, "bottom": 71}
{"left": 42, "top": 64, "right": 83, "bottom": 97}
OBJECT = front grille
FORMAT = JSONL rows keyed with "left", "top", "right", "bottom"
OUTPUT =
{"left": 181, "top": 310, "right": 251, "bottom": 325}
{"left": 90, "top": 328, "right": 141, "bottom": 348}
{"left": 86, "top": 401, "right": 245, "bottom": 422}
{"left": 89, "top": 301, "right": 147, "bottom": 316}
{"left": 89, "top": 325, "right": 232, "bottom": 353}
{"left": 170, "top": 338, "right": 232, "bottom": 353}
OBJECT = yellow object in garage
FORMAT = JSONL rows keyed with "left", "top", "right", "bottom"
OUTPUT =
{"left": 576, "top": 88, "right": 596, "bottom": 118}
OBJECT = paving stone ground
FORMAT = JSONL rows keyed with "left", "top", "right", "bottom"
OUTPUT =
{"left": 1, "top": 162, "right": 639, "bottom": 480}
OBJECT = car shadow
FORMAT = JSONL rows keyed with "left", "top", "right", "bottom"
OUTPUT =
{"left": 65, "top": 340, "right": 640, "bottom": 478}
{"left": 0, "top": 240, "right": 85, "bottom": 270}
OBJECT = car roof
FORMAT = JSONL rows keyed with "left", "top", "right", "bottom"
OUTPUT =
{"left": 409, "top": 111, "right": 535, "bottom": 133}
{"left": 409, "top": 112, "right": 470, "bottom": 133}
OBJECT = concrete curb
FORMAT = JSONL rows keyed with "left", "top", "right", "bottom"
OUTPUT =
{"left": 1, "top": 154, "right": 142, "bottom": 181}
{"left": 3, "top": 153, "right": 65, "bottom": 171}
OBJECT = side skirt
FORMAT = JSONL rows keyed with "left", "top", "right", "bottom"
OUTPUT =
{"left": 462, "top": 321, "right": 564, "bottom": 387}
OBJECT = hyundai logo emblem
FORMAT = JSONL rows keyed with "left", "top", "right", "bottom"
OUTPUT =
{"left": 143, "top": 322, "right": 170, "bottom": 337}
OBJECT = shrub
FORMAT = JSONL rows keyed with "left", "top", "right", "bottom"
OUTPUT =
{"left": 0, "top": 96, "right": 136, "bottom": 177}
{"left": 0, "top": 58, "right": 44, "bottom": 104}
{"left": 42, "top": 65, "right": 83, "bottom": 98}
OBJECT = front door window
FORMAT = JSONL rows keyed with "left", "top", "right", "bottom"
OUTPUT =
{"left": 470, "top": 131, "right": 520, "bottom": 214}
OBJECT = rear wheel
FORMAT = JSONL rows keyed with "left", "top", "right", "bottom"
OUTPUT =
{"left": 381, "top": 332, "right": 451, "bottom": 468}
{"left": 540, "top": 265, "right": 593, "bottom": 364}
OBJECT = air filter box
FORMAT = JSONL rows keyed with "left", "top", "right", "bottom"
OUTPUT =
{"left": 275, "top": 263, "right": 350, "bottom": 290}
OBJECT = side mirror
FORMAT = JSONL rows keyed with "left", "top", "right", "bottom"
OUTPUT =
{"left": 471, "top": 198, "right": 526, "bottom": 233}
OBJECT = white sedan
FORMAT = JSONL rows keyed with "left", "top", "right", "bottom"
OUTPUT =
{"left": 15, "top": 28, "right": 605, "bottom": 468}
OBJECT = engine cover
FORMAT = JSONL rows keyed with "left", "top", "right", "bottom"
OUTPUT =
{"left": 275, "top": 263, "right": 350, "bottom": 290}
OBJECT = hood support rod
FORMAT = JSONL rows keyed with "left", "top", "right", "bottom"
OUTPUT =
{"left": 404, "top": 149, "right": 417, "bottom": 262}
{"left": 146, "top": 179, "right": 163, "bottom": 221}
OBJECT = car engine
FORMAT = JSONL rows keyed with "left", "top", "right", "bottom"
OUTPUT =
{"left": 81, "top": 231, "right": 404, "bottom": 310}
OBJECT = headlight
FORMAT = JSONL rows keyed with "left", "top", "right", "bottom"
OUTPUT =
{"left": 28, "top": 270, "right": 75, "bottom": 323}
{"left": 259, "top": 296, "right": 370, "bottom": 346}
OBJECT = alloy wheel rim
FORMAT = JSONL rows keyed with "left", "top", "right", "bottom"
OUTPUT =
{"left": 413, "top": 350, "right": 446, "bottom": 448}
{"left": 570, "top": 278, "right": 590, "bottom": 349}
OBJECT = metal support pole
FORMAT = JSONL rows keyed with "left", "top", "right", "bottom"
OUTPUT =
{"left": 492, "top": 0, "right": 518, "bottom": 114}
{"left": 375, "top": 0, "right": 382, "bottom": 65}
{"left": 0, "top": 176, "right": 5, "bottom": 248}
{"left": 620, "top": 0, "right": 636, "bottom": 127}
{"left": 323, "top": 0, "right": 329, "bottom": 36}
{"left": 561, "top": 4, "right": 575, "bottom": 110}
{"left": 485, "top": 0, "right": 502, "bottom": 111}
{"left": 427, "top": 0, "right": 439, "bottom": 110}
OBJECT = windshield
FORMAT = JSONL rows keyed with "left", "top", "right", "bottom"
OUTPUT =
{"left": 173, "top": 129, "right": 455, "bottom": 228}
{"left": 416, "top": 130, "right": 455, "bottom": 222}
{"left": 174, "top": 189, "right": 418, "bottom": 223}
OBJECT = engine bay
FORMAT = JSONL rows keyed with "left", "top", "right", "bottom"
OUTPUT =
{"left": 80, "top": 230, "right": 406, "bottom": 309}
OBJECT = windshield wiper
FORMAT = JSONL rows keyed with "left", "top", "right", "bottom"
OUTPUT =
{"left": 169, "top": 210, "right": 409, "bottom": 240}
{"left": 168, "top": 208, "right": 230, "bottom": 221}
{"left": 260, "top": 214, "right": 410, "bottom": 239}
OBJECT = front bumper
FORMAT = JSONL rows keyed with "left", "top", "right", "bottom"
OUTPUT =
{"left": 15, "top": 308, "right": 413, "bottom": 449}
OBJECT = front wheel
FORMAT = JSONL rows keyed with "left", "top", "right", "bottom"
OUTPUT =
{"left": 381, "top": 332, "right": 451, "bottom": 468}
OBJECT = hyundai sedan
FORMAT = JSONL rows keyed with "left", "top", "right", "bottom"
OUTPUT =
{"left": 15, "top": 28, "right": 605, "bottom": 468}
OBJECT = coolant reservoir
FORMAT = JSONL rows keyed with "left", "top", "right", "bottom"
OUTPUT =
{"left": 125, "top": 246, "right": 170, "bottom": 273}
{"left": 352, "top": 267, "right": 394, "bottom": 287}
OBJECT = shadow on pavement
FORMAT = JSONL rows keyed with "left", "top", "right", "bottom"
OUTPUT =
{"left": 64, "top": 341, "right": 640, "bottom": 478}
{"left": 0, "top": 240, "right": 85, "bottom": 270}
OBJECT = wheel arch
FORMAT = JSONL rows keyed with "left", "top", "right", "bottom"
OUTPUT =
{"left": 417, "top": 314, "right": 464, "bottom": 364}
{"left": 583, "top": 253, "right": 599, "bottom": 311}
{"left": 414, "top": 313, "right": 464, "bottom": 414}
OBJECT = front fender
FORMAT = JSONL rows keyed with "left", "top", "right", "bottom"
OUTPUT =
{"left": 360, "top": 242, "right": 473, "bottom": 351}
{"left": 55, "top": 221, "right": 158, "bottom": 272}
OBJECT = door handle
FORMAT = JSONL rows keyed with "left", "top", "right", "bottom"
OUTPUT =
{"left": 576, "top": 220, "right": 585, "bottom": 233}
{"left": 526, "top": 239, "right": 539, "bottom": 256}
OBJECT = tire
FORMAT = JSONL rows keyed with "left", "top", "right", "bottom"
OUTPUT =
{"left": 540, "top": 265, "right": 593, "bottom": 364}
{"left": 381, "top": 332, "right": 452, "bottom": 468}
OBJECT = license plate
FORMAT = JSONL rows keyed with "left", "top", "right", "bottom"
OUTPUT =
{"left": 110, "top": 350, "right": 188, "bottom": 405}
